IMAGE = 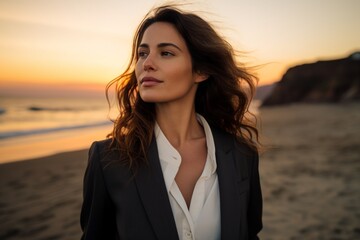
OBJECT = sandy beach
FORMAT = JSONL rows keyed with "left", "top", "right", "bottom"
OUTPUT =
{"left": 0, "top": 150, "right": 88, "bottom": 240}
{"left": 258, "top": 102, "right": 360, "bottom": 239}
{"left": 1, "top": 103, "right": 359, "bottom": 239}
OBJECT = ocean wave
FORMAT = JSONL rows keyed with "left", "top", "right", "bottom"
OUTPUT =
{"left": 0, "top": 121, "right": 112, "bottom": 140}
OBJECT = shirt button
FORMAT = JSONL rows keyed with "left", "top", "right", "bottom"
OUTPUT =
{"left": 184, "top": 231, "right": 192, "bottom": 239}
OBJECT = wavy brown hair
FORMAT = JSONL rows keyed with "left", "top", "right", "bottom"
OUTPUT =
{"left": 106, "top": 5, "right": 260, "bottom": 170}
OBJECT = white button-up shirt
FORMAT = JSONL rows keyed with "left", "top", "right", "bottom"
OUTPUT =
{"left": 155, "top": 114, "right": 221, "bottom": 240}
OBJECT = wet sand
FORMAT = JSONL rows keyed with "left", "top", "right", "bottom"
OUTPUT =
{"left": 0, "top": 103, "right": 359, "bottom": 239}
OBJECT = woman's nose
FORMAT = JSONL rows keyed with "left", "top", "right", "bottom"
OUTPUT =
{"left": 143, "top": 54, "right": 156, "bottom": 71}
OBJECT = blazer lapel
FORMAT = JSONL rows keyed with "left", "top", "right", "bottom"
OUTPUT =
{"left": 134, "top": 138, "right": 179, "bottom": 240}
{"left": 212, "top": 127, "right": 241, "bottom": 239}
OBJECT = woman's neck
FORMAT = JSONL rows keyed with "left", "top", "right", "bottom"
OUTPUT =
{"left": 155, "top": 103, "right": 204, "bottom": 149}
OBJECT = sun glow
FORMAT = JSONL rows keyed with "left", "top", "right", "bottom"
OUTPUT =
{"left": 1, "top": 0, "right": 359, "bottom": 96}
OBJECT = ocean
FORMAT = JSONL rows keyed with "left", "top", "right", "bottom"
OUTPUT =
{"left": 0, "top": 96, "right": 113, "bottom": 140}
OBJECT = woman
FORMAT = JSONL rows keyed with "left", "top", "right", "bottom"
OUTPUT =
{"left": 81, "top": 5, "right": 262, "bottom": 240}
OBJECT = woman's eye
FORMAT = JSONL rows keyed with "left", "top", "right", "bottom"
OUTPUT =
{"left": 138, "top": 51, "right": 148, "bottom": 58}
{"left": 161, "top": 51, "right": 174, "bottom": 57}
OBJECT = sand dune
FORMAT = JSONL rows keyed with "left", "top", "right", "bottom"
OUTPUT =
{"left": 0, "top": 103, "right": 359, "bottom": 239}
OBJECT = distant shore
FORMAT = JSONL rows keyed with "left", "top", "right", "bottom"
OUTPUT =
{"left": 1, "top": 102, "right": 359, "bottom": 239}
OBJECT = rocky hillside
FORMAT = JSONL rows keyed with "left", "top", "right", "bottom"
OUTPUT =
{"left": 262, "top": 52, "right": 360, "bottom": 106}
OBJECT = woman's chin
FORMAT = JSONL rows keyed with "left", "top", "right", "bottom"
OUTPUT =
{"left": 140, "top": 95, "right": 162, "bottom": 103}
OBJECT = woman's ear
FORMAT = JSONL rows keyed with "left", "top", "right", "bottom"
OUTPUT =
{"left": 194, "top": 71, "right": 209, "bottom": 83}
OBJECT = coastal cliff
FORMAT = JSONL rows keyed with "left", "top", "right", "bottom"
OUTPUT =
{"left": 261, "top": 52, "right": 360, "bottom": 106}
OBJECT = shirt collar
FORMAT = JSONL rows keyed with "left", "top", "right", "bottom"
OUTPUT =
{"left": 155, "top": 114, "right": 217, "bottom": 190}
{"left": 196, "top": 114, "right": 217, "bottom": 176}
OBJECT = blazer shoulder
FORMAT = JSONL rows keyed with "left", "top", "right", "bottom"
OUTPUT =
{"left": 88, "top": 138, "right": 120, "bottom": 166}
{"left": 90, "top": 138, "right": 112, "bottom": 153}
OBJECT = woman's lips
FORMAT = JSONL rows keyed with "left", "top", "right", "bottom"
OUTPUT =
{"left": 140, "top": 77, "right": 163, "bottom": 87}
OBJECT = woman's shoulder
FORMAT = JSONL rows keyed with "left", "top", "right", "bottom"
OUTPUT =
{"left": 88, "top": 138, "right": 120, "bottom": 165}
{"left": 90, "top": 138, "right": 112, "bottom": 150}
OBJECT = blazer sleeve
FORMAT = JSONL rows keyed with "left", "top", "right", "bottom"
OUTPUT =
{"left": 248, "top": 150, "right": 263, "bottom": 240}
{"left": 80, "top": 142, "right": 117, "bottom": 240}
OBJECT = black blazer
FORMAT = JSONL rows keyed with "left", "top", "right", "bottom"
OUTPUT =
{"left": 80, "top": 127, "right": 262, "bottom": 240}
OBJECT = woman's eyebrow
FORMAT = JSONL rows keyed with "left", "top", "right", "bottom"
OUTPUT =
{"left": 158, "top": 43, "right": 182, "bottom": 51}
{"left": 138, "top": 43, "right": 149, "bottom": 49}
{"left": 138, "top": 43, "right": 182, "bottom": 52}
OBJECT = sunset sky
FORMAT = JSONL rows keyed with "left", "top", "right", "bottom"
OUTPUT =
{"left": 1, "top": 0, "right": 359, "bottom": 96}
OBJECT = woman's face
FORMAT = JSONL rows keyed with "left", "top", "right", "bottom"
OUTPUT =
{"left": 135, "top": 22, "right": 206, "bottom": 104}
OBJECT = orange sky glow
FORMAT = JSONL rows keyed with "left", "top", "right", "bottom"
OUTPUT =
{"left": 1, "top": 0, "right": 359, "bottom": 97}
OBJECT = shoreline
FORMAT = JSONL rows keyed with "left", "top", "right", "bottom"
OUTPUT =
{"left": 0, "top": 124, "right": 112, "bottom": 164}
{"left": 0, "top": 148, "right": 89, "bottom": 167}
